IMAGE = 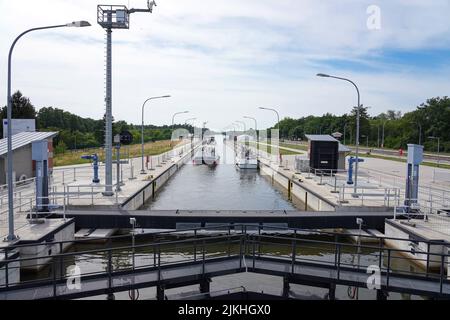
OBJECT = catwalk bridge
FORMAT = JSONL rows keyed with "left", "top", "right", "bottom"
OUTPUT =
{"left": 1, "top": 225, "right": 449, "bottom": 300}
{"left": 50, "top": 210, "right": 394, "bottom": 230}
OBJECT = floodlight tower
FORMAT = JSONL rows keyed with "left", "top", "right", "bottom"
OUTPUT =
{"left": 97, "top": 1, "right": 157, "bottom": 195}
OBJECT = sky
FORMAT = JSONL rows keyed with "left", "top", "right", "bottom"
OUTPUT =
{"left": 0, "top": 0, "right": 450, "bottom": 131}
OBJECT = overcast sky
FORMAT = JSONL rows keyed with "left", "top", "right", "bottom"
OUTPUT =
{"left": 1, "top": 0, "right": 450, "bottom": 131}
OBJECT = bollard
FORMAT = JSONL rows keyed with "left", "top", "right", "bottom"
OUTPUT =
{"left": 120, "top": 167, "right": 125, "bottom": 186}
{"left": 331, "top": 176, "right": 339, "bottom": 194}
{"left": 73, "top": 168, "right": 77, "bottom": 182}
{"left": 150, "top": 156, "right": 155, "bottom": 171}
{"left": 287, "top": 179, "right": 291, "bottom": 200}
{"left": 306, "top": 167, "right": 312, "bottom": 179}
{"left": 129, "top": 159, "right": 136, "bottom": 180}
{"left": 318, "top": 171, "right": 325, "bottom": 186}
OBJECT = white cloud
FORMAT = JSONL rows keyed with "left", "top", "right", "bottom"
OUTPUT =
{"left": 0, "top": 0, "right": 449, "bottom": 131}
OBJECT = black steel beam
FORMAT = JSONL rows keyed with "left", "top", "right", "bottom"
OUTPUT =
{"left": 51, "top": 210, "right": 394, "bottom": 231}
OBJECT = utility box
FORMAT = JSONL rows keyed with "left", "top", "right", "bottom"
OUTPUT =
{"left": 31, "top": 140, "right": 48, "bottom": 161}
{"left": 32, "top": 140, "right": 49, "bottom": 212}
{"left": 306, "top": 135, "right": 339, "bottom": 172}
{"left": 405, "top": 144, "right": 424, "bottom": 210}
{"left": 407, "top": 144, "right": 423, "bottom": 165}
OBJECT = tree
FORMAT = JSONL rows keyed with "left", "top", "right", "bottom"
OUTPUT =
{"left": 1, "top": 90, "right": 37, "bottom": 120}
{"left": 0, "top": 91, "right": 37, "bottom": 138}
{"left": 349, "top": 105, "right": 371, "bottom": 144}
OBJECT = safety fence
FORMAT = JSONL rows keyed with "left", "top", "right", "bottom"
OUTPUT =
{"left": 0, "top": 224, "right": 449, "bottom": 299}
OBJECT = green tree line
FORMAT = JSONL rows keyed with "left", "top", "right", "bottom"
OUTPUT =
{"left": 1, "top": 91, "right": 194, "bottom": 154}
{"left": 275, "top": 97, "right": 450, "bottom": 153}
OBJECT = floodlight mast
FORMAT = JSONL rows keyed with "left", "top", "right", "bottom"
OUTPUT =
{"left": 97, "top": 3, "right": 156, "bottom": 196}
{"left": 129, "top": 0, "right": 157, "bottom": 13}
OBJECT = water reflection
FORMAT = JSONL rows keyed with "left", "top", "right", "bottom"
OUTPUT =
{"left": 144, "top": 136, "right": 296, "bottom": 211}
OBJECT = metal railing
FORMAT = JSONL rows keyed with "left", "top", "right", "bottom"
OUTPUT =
{"left": 1, "top": 224, "right": 449, "bottom": 299}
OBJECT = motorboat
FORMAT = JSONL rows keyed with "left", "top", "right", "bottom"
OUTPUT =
{"left": 235, "top": 145, "right": 258, "bottom": 169}
{"left": 193, "top": 145, "right": 220, "bottom": 167}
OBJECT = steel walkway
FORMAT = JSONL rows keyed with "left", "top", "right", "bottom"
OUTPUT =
{"left": 1, "top": 225, "right": 449, "bottom": 300}
{"left": 50, "top": 210, "right": 394, "bottom": 230}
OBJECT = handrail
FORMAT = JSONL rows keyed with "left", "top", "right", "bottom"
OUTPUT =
{"left": 3, "top": 222, "right": 450, "bottom": 252}
{"left": 1, "top": 227, "right": 449, "bottom": 299}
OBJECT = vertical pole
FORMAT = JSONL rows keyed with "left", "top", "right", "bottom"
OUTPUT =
{"left": 354, "top": 87, "right": 360, "bottom": 195}
{"left": 141, "top": 100, "right": 146, "bottom": 174}
{"left": 104, "top": 23, "right": 113, "bottom": 196}
{"left": 116, "top": 145, "right": 121, "bottom": 192}
{"left": 437, "top": 138, "right": 440, "bottom": 168}
{"left": 6, "top": 44, "right": 16, "bottom": 241}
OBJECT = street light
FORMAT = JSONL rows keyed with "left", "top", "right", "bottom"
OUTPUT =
{"left": 235, "top": 120, "right": 246, "bottom": 132}
{"left": 259, "top": 107, "right": 281, "bottom": 165}
{"left": 171, "top": 111, "right": 189, "bottom": 143}
{"left": 140, "top": 95, "right": 171, "bottom": 174}
{"left": 244, "top": 116, "right": 258, "bottom": 142}
{"left": 362, "top": 134, "right": 369, "bottom": 148}
{"left": 172, "top": 111, "right": 190, "bottom": 128}
{"left": 411, "top": 121, "right": 422, "bottom": 145}
{"left": 185, "top": 117, "right": 197, "bottom": 125}
{"left": 317, "top": 73, "right": 361, "bottom": 195}
{"left": 429, "top": 136, "right": 441, "bottom": 167}
{"left": 381, "top": 119, "right": 389, "bottom": 148}
{"left": 243, "top": 116, "right": 257, "bottom": 132}
{"left": 5, "top": 21, "right": 91, "bottom": 242}
{"left": 259, "top": 107, "right": 280, "bottom": 132}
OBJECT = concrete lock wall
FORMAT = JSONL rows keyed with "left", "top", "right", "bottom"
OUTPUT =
{"left": 121, "top": 150, "right": 194, "bottom": 211}
{"left": 20, "top": 222, "right": 75, "bottom": 272}
{"left": 384, "top": 221, "right": 445, "bottom": 270}
{"left": 0, "top": 261, "right": 20, "bottom": 287}
{"left": 259, "top": 162, "right": 336, "bottom": 212}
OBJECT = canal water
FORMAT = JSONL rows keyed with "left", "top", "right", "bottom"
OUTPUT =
{"left": 144, "top": 136, "right": 297, "bottom": 211}
{"left": 22, "top": 136, "right": 425, "bottom": 300}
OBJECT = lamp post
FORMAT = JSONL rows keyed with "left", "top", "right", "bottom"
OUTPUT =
{"left": 317, "top": 73, "right": 361, "bottom": 195}
{"left": 259, "top": 107, "right": 280, "bottom": 135}
{"left": 259, "top": 107, "right": 281, "bottom": 165}
{"left": 343, "top": 123, "right": 348, "bottom": 145}
{"left": 185, "top": 117, "right": 197, "bottom": 125}
{"left": 244, "top": 116, "right": 258, "bottom": 143}
{"left": 5, "top": 21, "right": 91, "bottom": 242}
{"left": 429, "top": 136, "right": 441, "bottom": 167}
{"left": 235, "top": 120, "right": 246, "bottom": 133}
{"left": 185, "top": 118, "right": 197, "bottom": 135}
{"left": 171, "top": 111, "right": 189, "bottom": 146}
{"left": 412, "top": 121, "right": 422, "bottom": 145}
{"left": 140, "top": 95, "right": 171, "bottom": 174}
{"left": 381, "top": 119, "right": 388, "bottom": 148}
{"left": 362, "top": 134, "right": 369, "bottom": 148}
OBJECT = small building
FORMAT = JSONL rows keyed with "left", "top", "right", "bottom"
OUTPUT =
{"left": 338, "top": 143, "right": 352, "bottom": 170}
{"left": 306, "top": 135, "right": 339, "bottom": 172}
{"left": 305, "top": 134, "right": 351, "bottom": 172}
{"left": 0, "top": 131, "right": 58, "bottom": 185}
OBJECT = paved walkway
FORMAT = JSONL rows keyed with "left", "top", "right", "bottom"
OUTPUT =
{"left": 252, "top": 142, "right": 450, "bottom": 211}
{"left": 0, "top": 140, "right": 199, "bottom": 239}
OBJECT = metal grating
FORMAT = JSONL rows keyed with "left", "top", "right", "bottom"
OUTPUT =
{"left": 97, "top": 5, "right": 130, "bottom": 29}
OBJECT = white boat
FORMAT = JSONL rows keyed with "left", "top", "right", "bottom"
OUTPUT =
{"left": 235, "top": 145, "right": 258, "bottom": 169}
{"left": 193, "top": 146, "right": 220, "bottom": 167}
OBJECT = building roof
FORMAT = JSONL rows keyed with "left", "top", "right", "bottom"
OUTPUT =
{"left": 339, "top": 143, "right": 352, "bottom": 153}
{"left": 0, "top": 131, "right": 58, "bottom": 157}
{"left": 305, "top": 134, "right": 339, "bottom": 142}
